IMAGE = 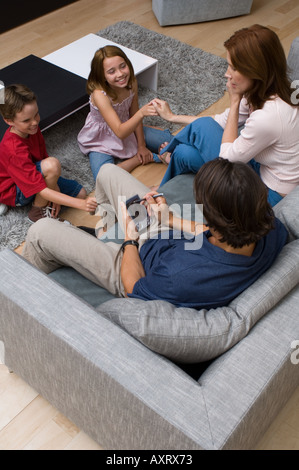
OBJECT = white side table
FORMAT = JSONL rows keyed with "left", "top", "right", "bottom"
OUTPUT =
{"left": 43, "top": 33, "right": 158, "bottom": 91}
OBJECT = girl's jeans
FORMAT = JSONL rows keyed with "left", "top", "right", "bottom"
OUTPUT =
{"left": 88, "top": 125, "right": 173, "bottom": 180}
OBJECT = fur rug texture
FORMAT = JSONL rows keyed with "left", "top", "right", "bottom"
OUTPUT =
{"left": 0, "top": 21, "right": 227, "bottom": 251}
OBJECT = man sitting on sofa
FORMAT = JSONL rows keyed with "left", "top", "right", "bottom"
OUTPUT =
{"left": 22, "top": 159, "right": 287, "bottom": 309}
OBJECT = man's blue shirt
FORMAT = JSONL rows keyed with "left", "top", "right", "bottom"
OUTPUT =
{"left": 129, "top": 217, "right": 288, "bottom": 309}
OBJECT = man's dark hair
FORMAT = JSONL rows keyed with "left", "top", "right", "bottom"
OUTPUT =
{"left": 193, "top": 158, "right": 275, "bottom": 248}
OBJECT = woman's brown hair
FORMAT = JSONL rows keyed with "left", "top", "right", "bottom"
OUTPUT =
{"left": 224, "top": 24, "right": 296, "bottom": 110}
{"left": 193, "top": 158, "right": 275, "bottom": 248}
{"left": 86, "top": 45, "right": 135, "bottom": 101}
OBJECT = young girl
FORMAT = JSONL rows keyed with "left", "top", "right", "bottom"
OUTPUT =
{"left": 152, "top": 25, "right": 299, "bottom": 206}
{"left": 77, "top": 45, "right": 172, "bottom": 180}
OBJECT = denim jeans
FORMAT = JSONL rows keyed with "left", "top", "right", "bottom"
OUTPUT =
{"left": 88, "top": 125, "right": 173, "bottom": 180}
{"left": 15, "top": 160, "right": 83, "bottom": 206}
{"left": 159, "top": 117, "right": 223, "bottom": 186}
{"left": 159, "top": 117, "right": 283, "bottom": 207}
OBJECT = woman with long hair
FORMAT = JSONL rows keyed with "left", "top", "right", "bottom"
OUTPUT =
{"left": 152, "top": 25, "right": 299, "bottom": 206}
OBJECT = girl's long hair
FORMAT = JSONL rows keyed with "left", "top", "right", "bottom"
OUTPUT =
{"left": 224, "top": 24, "right": 297, "bottom": 110}
{"left": 86, "top": 45, "right": 135, "bottom": 101}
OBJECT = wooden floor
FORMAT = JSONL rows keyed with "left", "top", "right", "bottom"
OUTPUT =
{"left": 1, "top": 0, "right": 299, "bottom": 450}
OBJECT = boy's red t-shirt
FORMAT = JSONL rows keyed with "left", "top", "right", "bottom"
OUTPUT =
{"left": 0, "top": 127, "right": 48, "bottom": 206}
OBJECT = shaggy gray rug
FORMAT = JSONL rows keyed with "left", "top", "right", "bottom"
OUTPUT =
{"left": 0, "top": 21, "right": 227, "bottom": 251}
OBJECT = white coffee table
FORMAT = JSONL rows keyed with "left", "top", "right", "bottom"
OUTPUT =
{"left": 43, "top": 33, "right": 158, "bottom": 91}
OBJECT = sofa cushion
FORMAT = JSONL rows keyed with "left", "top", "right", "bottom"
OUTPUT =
{"left": 273, "top": 185, "right": 299, "bottom": 241}
{"left": 99, "top": 237, "right": 299, "bottom": 363}
{"left": 287, "top": 37, "right": 299, "bottom": 83}
{"left": 49, "top": 267, "right": 115, "bottom": 307}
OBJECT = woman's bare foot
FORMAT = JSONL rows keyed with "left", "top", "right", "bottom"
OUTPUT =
{"left": 158, "top": 141, "right": 168, "bottom": 154}
{"left": 158, "top": 151, "right": 171, "bottom": 165}
{"left": 158, "top": 142, "right": 171, "bottom": 165}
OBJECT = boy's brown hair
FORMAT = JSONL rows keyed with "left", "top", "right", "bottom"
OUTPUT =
{"left": 194, "top": 158, "right": 275, "bottom": 248}
{"left": 0, "top": 84, "right": 36, "bottom": 121}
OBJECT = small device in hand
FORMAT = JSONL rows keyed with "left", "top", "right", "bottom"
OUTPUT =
{"left": 126, "top": 194, "right": 150, "bottom": 232}
{"left": 125, "top": 193, "right": 163, "bottom": 232}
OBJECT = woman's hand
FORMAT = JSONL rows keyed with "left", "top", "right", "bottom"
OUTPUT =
{"left": 139, "top": 102, "right": 159, "bottom": 118}
{"left": 151, "top": 99, "right": 174, "bottom": 121}
{"left": 226, "top": 80, "right": 243, "bottom": 108}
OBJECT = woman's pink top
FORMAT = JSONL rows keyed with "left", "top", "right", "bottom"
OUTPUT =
{"left": 77, "top": 91, "right": 138, "bottom": 160}
{"left": 214, "top": 96, "right": 299, "bottom": 195}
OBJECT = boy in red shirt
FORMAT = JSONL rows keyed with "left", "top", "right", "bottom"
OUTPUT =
{"left": 0, "top": 84, "right": 97, "bottom": 222}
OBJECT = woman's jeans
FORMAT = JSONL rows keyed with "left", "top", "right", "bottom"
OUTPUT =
{"left": 159, "top": 117, "right": 283, "bottom": 207}
{"left": 89, "top": 125, "right": 173, "bottom": 180}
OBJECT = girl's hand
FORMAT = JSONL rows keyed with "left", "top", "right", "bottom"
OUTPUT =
{"left": 82, "top": 196, "right": 98, "bottom": 213}
{"left": 136, "top": 146, "right": 153, "bottom": 165}
{"left": 151, "top": 99, "right": 174, "bottom": 121}
{"left": 120, "top": 201, "right": 140, "bottom": 241}
{"left": 139, "top": 102, "right": 158, "bottom": 118}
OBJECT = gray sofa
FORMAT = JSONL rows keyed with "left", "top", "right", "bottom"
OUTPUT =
{"left": 152, "top": 0, "right": 253, "bottom": 27}
{"left": 1, "top": 174, "right": 299, "bottom": 450}
{"left": 0, "top": 37, "right": 299, "bottom": 451}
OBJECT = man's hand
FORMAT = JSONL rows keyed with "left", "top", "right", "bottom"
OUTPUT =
{"left": 120, "top": 201, "right": 140, "bottom": 241}
{"left": 120, "top": 201, "right": 144, "bottom": 296}
{"left": 142, "top": 191, "right": 171, "bottom": 226}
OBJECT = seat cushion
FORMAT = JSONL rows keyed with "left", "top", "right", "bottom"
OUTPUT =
{"left": 99, "top": 239, "right": 299, "bottom": 363}
{"left": 287, "top": 37, "right": 299, "bottom": 83}
{"left": 49, "top": 267, "right": 115, "bottom": 307}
